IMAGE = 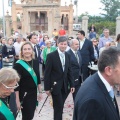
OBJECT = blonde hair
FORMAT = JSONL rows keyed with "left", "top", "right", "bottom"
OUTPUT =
{"left": 45, "top": 40, "right": 51, "bottom": 45}
{"left": 0, "top": 68, "right": 20, "bottom": 83}
{"left": 19, "top": 41, "right": 35, "bottom": 59}
{"left": 7, "top": 37, "right": 13, "bottom": 44}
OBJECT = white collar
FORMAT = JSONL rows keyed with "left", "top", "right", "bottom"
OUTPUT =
{"left": 71, "top": 48, "right": 77, "bottom": 54}
{"left": 58, "top": 48, "right": 65, "bottom": 55}
{"left": 98, "top": 71, "right": 113, "bottom": 92}
{"left": 80, "top": 38, "right": 85, "bottom": 42}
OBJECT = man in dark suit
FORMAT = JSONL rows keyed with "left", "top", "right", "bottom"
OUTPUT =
{"left": 77, "top": 30, "right": 94, "bottom": 81}
{"left": 44, "top": 36, "right": 75, "bottom": 120}
{"left": 29, "top": 34, "right": 41, "bottom": 62}
{"left": 73, "top": 47, "right": 120, "bottom": 120}
{"left": 67, "top": 39, "right": 82, "bottom": 100}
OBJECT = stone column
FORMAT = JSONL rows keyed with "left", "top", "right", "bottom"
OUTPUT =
{"left": 21, "top": 13, "right": 24, "bottom": 35}
{"left": 47, "top": 10, "right": 53, "bottom": 37}
{"left": 82, "top": 16, "right": 89, "bottom": 38}
{"left": 22, "top": 9, "right": 30, "bottom": 34}
{"left": 11, "top": 1, "right": 17, "bottom": 31}
{"left": 69, "top": 4, "right": 74, "bottom": 36}
{"left": 5, "top": 11, "right": 11, "bottom": 37}
{"left": 54, "top": 7, "right": 61, "bottom": 33}
{"left": 116, "top": 16, "right": 120, "bottom": 36}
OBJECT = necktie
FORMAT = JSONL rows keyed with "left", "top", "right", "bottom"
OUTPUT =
{"left": 60, "top": 53, "right": 65, "bottom": 71}
{"left": 109, "top": 88, "right": 116, "bottom": 108}
{"left": 75, "top": 51, "right": 79, "bottom": 63}
{"left": 34, "top": 45, "right": 38, "bottom": 57}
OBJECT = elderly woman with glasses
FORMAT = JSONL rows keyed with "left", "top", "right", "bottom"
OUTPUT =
{"left": 0, "top": 67, "right": 20, "bottom": 120}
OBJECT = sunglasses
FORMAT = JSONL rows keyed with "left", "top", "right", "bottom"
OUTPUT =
{"left": 1, "top": 82, "right": 19, "bottom": 89}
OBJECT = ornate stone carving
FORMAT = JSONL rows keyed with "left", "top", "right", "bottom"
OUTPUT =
{"left": 21, "top": 0, "right": 59, "bottom": 3}
{"left": 21, "top": 0, "right": 36, "bottom": 3}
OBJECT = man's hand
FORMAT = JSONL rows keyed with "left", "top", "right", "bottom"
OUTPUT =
{"left": 45, "top": 90, "right": 51, "bottom": 96}
{"left": 70, "top": 87, "right": 75, "bottom": 93}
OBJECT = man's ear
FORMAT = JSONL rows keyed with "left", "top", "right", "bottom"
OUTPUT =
{"left": 104, "top": 66, "right": 113, "bottom": 76}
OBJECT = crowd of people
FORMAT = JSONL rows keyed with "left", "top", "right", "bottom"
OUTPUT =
{"left": 0, "top": 26, "right": 120, "bottom": 120}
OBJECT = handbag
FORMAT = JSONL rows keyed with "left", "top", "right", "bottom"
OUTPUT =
{"left": 16, "top": 110, "right": 22, "bottom": 120}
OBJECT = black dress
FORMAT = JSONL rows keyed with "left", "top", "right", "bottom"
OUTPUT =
{"left": 13, "top": 59, "right": 41, "bottom": 120}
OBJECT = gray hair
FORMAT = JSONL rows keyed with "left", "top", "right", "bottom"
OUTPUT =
{"left": 98, "top": 47, "right": 120, "bottom": 72}
{"left": 0, "top": 68, "right": 20, "bottom": 83}
{"left": 103, "top": 28, "right": 109, "bottom": 32}
{"left": 57, "top": 36, "right": 67, "bottom": 44}
{"left": 16, "top": 34, "right": 23, "bottom": 39}
{"left": 45, "top": 40, "right": 51, "bottom": 45}
{"left": 69, "top": 39, "right": 78, "bottom": 47}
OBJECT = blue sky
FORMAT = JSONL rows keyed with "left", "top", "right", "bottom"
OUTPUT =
{"left": 0, "top": 0, "right": 103, "bottom": 17}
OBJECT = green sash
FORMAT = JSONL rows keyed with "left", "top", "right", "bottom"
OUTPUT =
{"left": 0, "top": 100, "right": 15, "bottom": 120}
{"left": 16, "top": 60, "right": 38, "bottom": 86}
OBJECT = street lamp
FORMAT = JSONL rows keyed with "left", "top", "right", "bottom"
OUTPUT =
{"left": 74, "top": 0, "right": 78, "bottom": 23}
{"left": 2, "top": 0, "right": 6, "bottom": 37}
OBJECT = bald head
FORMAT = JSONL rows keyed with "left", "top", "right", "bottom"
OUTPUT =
{"left": 69, "top": 39, "right": 79, "bottom": 51}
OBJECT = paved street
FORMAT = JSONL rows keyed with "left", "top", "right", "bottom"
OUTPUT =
{"left": 17, "top": 86, "right": 120, "bottom": 120}
{"left": 33, "top": 89, "right": 120, "bottom": 120}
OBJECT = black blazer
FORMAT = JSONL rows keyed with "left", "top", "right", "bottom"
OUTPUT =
{"left": 79, "top": 39, "right": 94, "bottom": 65}
{"left": 73, "top": 73, "right": 120, "bottom": 120}
{"left": 2, "top": 45, "right": 15, "bottom": 58}
{"left": 67, "top": 49, "right": 82, "bottom": 86}
{"left": 44, "top": 50, "right": 74, "bottom": 95}
{"left": 34, "top": 44, "right": 41, "bottom": 63}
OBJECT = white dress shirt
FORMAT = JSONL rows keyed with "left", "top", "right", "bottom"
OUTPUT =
{"left": 98, "top": 71, "right": 113, "bottom": 92}
{"left": 79, "top": 38, "right": 85, "bottom": 49}
{"left": 13, "top": 42, "right": 22, "bottom": 55}
{"left": 58, "top": 48, "right": 65, "bottom": 70}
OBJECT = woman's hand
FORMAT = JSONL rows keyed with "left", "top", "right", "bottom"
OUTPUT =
{"left": 16, "top": 99, "right": 22, "bottom": 111}
{"left": 37, "top": 93, "right": 42, "bottom": 101}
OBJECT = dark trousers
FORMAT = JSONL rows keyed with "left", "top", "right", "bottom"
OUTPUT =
{"left": 82, "top": 64, "right": 89, "bottom": 81}
{"left": 51, "top": 90, "right": 69, "bottom": 120}
{"left": 73, "top": 76, "right": 82, "bottom": 100}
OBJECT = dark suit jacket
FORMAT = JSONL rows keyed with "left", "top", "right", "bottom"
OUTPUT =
{"left": 67, "top": 49, "right": 82, "bottom": 86}
{"left": 73, "top": 73, "right": 120, "bottom": 120}
{"left": 79, "top": 39, "right": 94, "bottom": 65}
{"left": 2, "top": 45, "right": 15, "bottom": 58}
{"left": 44, "top": 50, "right": 74, "bottom": 95}
{"left": 34, "top": 44, "right": 41, "bottom": 63}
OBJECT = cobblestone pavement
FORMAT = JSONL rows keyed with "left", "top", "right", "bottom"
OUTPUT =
{"left": 34, "top": 89, "right": 120, "bottom": 120}
{"left": 17, "top": 88, "right": 120, "bottom": 120}
{"left": 33, "top": 93, "right": 74, "bottom": 120}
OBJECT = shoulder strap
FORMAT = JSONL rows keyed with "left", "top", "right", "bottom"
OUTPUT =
{"left": 0, "top": 100, "right": 15, "bottom": 120}
{"left": 16, "top": 60, "right": 38, "bottom": 86}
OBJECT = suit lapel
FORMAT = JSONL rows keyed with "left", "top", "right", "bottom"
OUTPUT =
{"left": 80, "top": 39, "right": 87, "bottom": 50}
{"left": 69, "top": 49, "right": 79, "bottom": 65}
{"left": 55, "top": 50, "right": 64, "bottom": 72}
{"left": 95, "top": 73, "right": 120, "bottom": 119}
{"left": 64, "top": 52, "right": 67, "bottom": 73}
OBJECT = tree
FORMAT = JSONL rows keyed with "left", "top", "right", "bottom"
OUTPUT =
{"left": 100, "top": 0, "right": 120, "bottom": 21}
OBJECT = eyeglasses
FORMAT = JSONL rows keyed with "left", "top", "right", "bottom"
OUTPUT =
{"left": 1, "top": 82, "right": 19, "bottom": 89}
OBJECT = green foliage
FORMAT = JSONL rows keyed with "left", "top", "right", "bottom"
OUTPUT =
{"left": 78, "top": 12, "right": 89, "bottom": 22}
{"left": 89, "top": 21, "right": 116, "bottom": 35}
{"left": 100, "top": 0, "right": 120, "bottom": 21}
{"left": 88, "top": 16, "right": 106, "bottom": 23}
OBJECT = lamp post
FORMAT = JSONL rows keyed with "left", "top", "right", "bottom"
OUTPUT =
{"left": 74, "top": 0, "right": 78, "bottom": 23}
{"left": 2, "top": 0, "right": 6, "bottom": 37}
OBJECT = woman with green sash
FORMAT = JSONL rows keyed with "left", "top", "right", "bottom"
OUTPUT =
{"left": 14, "top": 41, "right": 42, "bottom": 120}
{"left": 0, "top": 68, "right": 20, "bottom": 120}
